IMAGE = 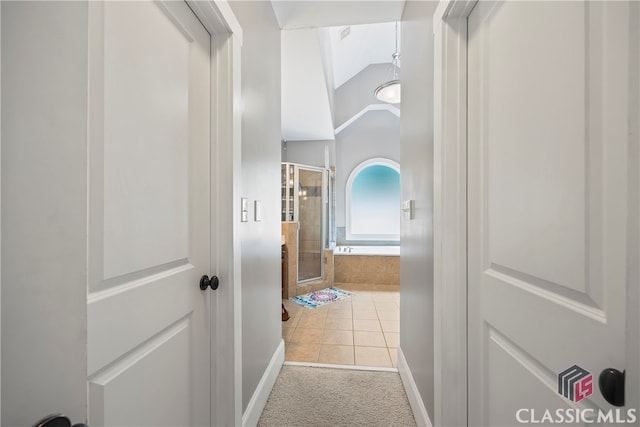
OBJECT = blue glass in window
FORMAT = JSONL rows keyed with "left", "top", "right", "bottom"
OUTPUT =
{"left": 350, "top": 165, "right": 400, "bottom": 236}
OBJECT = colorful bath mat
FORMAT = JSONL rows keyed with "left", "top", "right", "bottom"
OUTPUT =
{"left": 290, "top": 287, "right": 352, "bottom": 309}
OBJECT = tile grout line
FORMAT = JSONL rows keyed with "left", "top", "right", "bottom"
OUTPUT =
{"left": 283, "top": 289, "right": 398, "bottom": 368}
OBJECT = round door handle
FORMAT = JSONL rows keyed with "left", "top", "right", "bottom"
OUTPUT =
{"left": 599, "top": 368, "right": 625, "bottom": 407}
{"left": 35, "top": 414, "right": 89, "bottom": 427}
{"left": 35, "top": 414, "right": 71, "bottom": 427}
{"left": 199, "top": 275, "right": 219, "bottom": 291}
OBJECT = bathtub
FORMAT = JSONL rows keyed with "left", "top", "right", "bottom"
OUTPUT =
{"left": 333, "top": 246, "right": 399, "bottom": 286}
{"left": 334, "top": 245, "right": 400, "bottom": 256}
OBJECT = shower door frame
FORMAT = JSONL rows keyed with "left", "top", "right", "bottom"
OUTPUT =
{"left": 294, "top": 164, "right": 327, "bottom": 285}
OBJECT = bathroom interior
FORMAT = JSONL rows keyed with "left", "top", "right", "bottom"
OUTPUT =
{"left": 280, "top": 21, "right": 401, "bottom": 368}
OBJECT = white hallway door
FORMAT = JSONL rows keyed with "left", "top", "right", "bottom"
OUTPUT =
{"left": 468, "top": 1, "right": 635, "bottom": 425}
{"left": 87, "top": 2, "right": 212, "bottom": 426}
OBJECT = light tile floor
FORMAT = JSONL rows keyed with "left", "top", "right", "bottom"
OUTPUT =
{"left": 282, "top": 286, "right": 399, "bottom": 368}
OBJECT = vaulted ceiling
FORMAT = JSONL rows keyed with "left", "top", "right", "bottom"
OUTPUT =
{"left": 328, "top": 22, "right": 401, "bottom": 89}
{"left": 273, "top": 1, "right": 406, "bottom": 142}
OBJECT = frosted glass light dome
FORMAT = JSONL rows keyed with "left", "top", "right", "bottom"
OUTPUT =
{"left": 374, "top": 80, "right": 401, "bottom": 104}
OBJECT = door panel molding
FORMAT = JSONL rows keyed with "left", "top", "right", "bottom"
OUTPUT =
{"left": 485, "top": 325, "right": 600, "bottom": 425}
{"left": 101, "top": 0, "right": 192, "bottom": 281}
{"left": 88, "top": 321, "right": 192, "bottom": 427}
{"left": 94, "top": 259, "right": 191, "bottom": 292}
{"left": 89, "top": 315, "right": 191, "bottom": 382}
{"left": 485, "top": 265, "right": 605, "bottom": 320}
{"left": 88, "top": 277, "right": 196, "bottom": 375}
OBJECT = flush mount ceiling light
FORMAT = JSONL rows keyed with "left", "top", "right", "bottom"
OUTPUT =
{"left": 374, "top": 22, "right": 401, "bottom": 104}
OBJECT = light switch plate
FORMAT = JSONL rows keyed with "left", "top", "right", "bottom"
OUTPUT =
{"left": 241, "top": 197, "right": 248, "bottom": 222}
{"left": 402, "top": 199, "right": 415, "bottom": 220}
{"left": 254, "top": 200, "right": 262, "bottom": 221}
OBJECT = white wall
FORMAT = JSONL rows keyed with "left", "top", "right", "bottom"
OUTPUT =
{"left": 335, "top": 110, "right": 400, "bottom": 239}
{"left": 283, "top": 139, "right": 335, "bottom": 168}
{"left": 334, "top": 63, "right": 393, "bottom": 128}
{"left": 399, "top": 0, "right": 437, "bottom": 419}
{"left": 281, "top": 28, "right": 335, "bottom": 141}
{"left": 227, "top": 0, "right": 283, "bottom": 413}
{"left": 2, "top": 2, "right": 88, "bottom": 424}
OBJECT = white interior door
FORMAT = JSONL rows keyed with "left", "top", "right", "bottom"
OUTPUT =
{"left": 87, "top": 2, "right": 212, "bottom": 425}
{"left": 468, "top": 1, "right": 635, "bottom": 424}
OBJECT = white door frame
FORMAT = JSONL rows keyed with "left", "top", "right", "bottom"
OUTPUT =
{"left": 184, "top": 2, "right": 243, "bottom": 425}
{"left": 433, "top": 2, "right": 640, "bottom": 426}
{"left": 432, "top": 1, "right": 475, "bottom": 426}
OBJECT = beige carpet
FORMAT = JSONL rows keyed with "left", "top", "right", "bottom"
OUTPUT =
{"left": 258, "top": 365, "right": 417, "bottom": 427}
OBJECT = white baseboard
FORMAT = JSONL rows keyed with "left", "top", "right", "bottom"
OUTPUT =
{"left": 242, "top": 339, "right": 285, "bottom": 427}
{"left": 398, "top": 347, "right": 433, "bottom": 427}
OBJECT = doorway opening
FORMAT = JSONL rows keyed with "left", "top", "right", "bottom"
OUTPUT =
{"left": 280, "top": 21, "right": 401, "bottom": 369}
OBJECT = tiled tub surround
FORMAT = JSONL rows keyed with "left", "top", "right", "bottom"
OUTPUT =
{"left": 282, "top": 287, "right": 400, "bottom": 368}
{"left": 334, "top": 246, "right": 400, "bottom": 287}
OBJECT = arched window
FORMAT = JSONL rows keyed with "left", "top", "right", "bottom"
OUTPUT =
{"left": 346, "top": 158, "right": 400, "bottom": 241}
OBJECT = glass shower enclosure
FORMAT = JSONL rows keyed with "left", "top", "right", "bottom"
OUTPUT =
{"left": 281, "top": 163, "right": 327, "bottom": 284}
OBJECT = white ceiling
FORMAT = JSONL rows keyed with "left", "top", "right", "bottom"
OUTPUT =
{"left": 328, "top": 21, "right": 401, "bottom": 89}
{"left": 276, "top": 1, "right": 406, "bottom": 142}
{"left": 281, "top": 28, "right": 336, "bottom": 141}
{"left": 270, "top": 0, "right": 405, "bottom": 30}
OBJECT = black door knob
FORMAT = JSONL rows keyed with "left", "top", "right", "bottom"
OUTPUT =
{"left": 599, "top": 368, "right": 625, "bottom": 407}
{"left": 199, "top": 275, "right": 219, "bottom": 291}
{"left": 35, "top": 414, "right": 88, "bottom": 427}
{"left": 35, "top": 415, "right": 71, "bottom": 427}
